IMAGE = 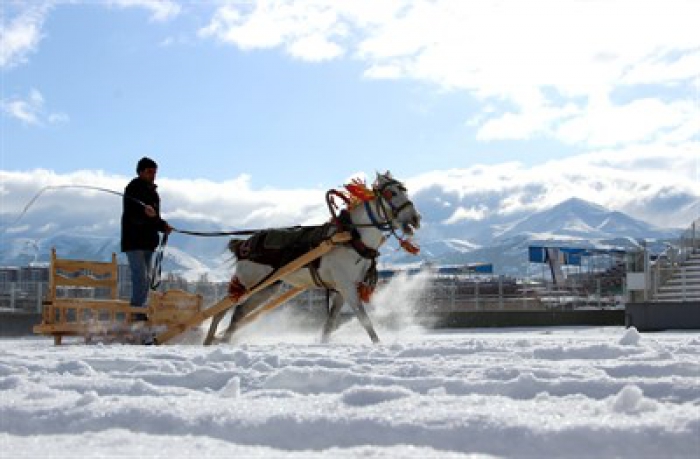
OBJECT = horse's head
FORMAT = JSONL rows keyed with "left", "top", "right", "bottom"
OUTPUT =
{"left": 373, "top": 171, "right": 421, "bottom": 236}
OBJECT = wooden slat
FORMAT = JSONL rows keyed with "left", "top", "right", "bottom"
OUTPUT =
{"left": 155, "top": 232, "right": 351, "bottom": 344}
{"left": 34, "top": 323, "right": 130, "bottom": 334}
{"left": 53, "top": 275, "right": 116, "bottom": 288}
{"left": 34, "top": 323, "right": 90, "bottom": 334}
{"left": 51, "top": 298, "right": 133, "bottom": 311}
{"left": 48, "top": 248, "right": 120, "bottom": 302}
{"left": 37, "top": 248, "right": 143, "bottom": 344}
{"left": 53, "top": 259, "right": 115, "bottom": 273}
{"left": 149, "top": 289, "right": 203, "bottom": 311}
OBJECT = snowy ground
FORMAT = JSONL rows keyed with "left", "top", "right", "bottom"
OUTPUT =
{"left": 0, "top": 273, "right": 698, "bottom": 458}
{"left": 1, "top": 322, "right": 698, "bottom": 458}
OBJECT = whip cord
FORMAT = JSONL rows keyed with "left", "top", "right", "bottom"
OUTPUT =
{"left": 1, "top": 185, "right": 146, "bottom": 234}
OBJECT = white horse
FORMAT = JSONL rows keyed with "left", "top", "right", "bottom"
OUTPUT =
{"left": 204, "top": 171, "right": 421, "bottom": 345}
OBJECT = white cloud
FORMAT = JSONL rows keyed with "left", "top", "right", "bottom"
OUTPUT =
{"left": 1, "top": 88, "right": 69, "bottom": 126}
{"left": 555, "top": 97, "right": 696, "bottom": 147}
{"left": 621, "top": 51, "right": 700, "bottom": 86}
{"left": 5, "top": 225, "right": 30, "bottom": 235}
{"left": 201, "top": 0, "right": 700, "bottom": 149}
{"left": 1, "top": 0, "right": 180, "bottom": 70}
{"left": 108, "top": 0, "right": 181, "bottom": 22}
{"left": 476, "top": 102, "right": 580, "bottom": 142}
{"left": 288, "top": 34, "right": 343, "bottom": 61}
{"left": 2, "top": 150, "right": 697, "bottom": 244}
{"left": 199, "top": 1, "right": 348, "bottom": 61}
{"left": 0, "top": 3, "right": 50, "bottom": 69}
{"left": 443, "top": 205, "right": 488, "bottom": 225}
{"left": 0, "top": 169, "right": 331, "bottom": 239}
{"left": 1, "top": 89, "right": 43, "bottom": 125}
{"left": 409, "top": 145, "right": 700, "bottom": 227}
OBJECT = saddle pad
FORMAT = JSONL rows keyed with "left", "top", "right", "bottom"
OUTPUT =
{"left": 235, "top": 224, "right": 335, "bottom": 269}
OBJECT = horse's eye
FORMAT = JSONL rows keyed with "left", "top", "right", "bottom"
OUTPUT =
{"left": 383, "top": 190, "right": 395, "bottom": 200}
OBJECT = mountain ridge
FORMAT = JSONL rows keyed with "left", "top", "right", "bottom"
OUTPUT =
{"left": 0, "top": 197, "right": 682, "bottom": 280}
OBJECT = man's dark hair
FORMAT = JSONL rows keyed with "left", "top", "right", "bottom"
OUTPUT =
{"left": 136, "top": 157, "right": 158, "bottom": 173}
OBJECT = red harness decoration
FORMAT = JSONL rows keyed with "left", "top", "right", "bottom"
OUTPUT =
{"left": 357, "top": 282, "right": 374, "bottom": 303}
{"left": 228, "top": 276, "right": 248, "bottom": 303}
{"left": 344, "top": 179, "right": 375, "bottom": 204}
{"left": 399, "top": 238, "right": 420, "bottom": 255}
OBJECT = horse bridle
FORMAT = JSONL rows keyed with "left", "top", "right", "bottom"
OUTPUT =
{"left": 373, "top": 178, "right": 415, "bottom": 230}
{"left": 324, "top": 175, "right": 416, "bottom": 233}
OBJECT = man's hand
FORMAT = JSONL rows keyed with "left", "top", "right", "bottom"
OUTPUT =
{"left": 165, "top": 223, "right": 173, "bottom": 235}
{"left": 144, "top": 205, "right": 157, "bottom": 218}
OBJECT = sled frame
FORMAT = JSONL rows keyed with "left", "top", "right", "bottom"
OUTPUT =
{"left": 33, "top": 248, "right": 203, "bottom": 345}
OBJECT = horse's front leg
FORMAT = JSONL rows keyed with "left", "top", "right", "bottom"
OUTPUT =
{"left": 338, "top": 284, "right": 379, "bottom": 344}
{"left": 320, "top": 291, "right": 344, "bottom": 343}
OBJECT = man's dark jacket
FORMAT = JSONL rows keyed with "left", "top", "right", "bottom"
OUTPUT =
{"left": 121, "top": 177, "right": 167, "bottom": 252}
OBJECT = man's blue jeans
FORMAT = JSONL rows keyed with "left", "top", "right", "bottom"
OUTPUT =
{"left": 126, "top": 250, "right": 153, "bottom": 308}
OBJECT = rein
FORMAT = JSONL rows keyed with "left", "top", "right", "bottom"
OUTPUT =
{"left": 6, "top": 180, "right": 419, "bottom": 290}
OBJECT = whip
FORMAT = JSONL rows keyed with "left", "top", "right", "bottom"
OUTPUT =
{"left": 1, "top": 184, "right": 261, "bottom": 237}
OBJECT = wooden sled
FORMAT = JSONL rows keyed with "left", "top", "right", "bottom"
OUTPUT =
{"left": 154, "top": 232, "right": 352, "bottom": 345}
{"left": 33, "top": 248, "right": 202, "bottom": 345}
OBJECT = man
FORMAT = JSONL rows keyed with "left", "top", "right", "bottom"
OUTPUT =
{"left": 121, "top": 157, "right": 172, "bottom": 321}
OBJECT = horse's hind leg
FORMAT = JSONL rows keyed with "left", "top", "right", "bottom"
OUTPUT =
{"left": 221, "top": 284, "right": 282, "bottom": 342}
{"left": 353, "top": 302, "right": 380, "bottom": 344}
{"left": 337, "top": 284, "right": 380, "bottom": 344}
{"left": 204, "top": 309, "right": 228, "bottom": 346}
{"left": 321, "top": 291, "right": 343, "bottom": 343}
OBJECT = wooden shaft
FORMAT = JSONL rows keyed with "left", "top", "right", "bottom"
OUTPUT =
{"left": 155, "top": 296, "right": 236, "bottom": 344}
{"left": 156, "top": 232, "right": 350, "bottom": 344}
{"left": 234, "top": 286, "right": 306, "bottom": 330}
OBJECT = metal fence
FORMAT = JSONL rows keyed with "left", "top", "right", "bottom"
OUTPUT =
{"left": 0, "top": 274, "right": 625, "bottom": 314}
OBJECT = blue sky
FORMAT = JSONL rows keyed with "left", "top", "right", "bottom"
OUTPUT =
{"left": 1, "top": 0, "right": 698, "bottom": 230}
{"left": 1, "top": 1, "right": 530, "bottom": 185}
{"left": 6, "top": 0, "right": 697, "bottom": 184}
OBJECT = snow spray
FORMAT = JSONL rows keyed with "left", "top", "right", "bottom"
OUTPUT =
{"left": 368, "top": 268, "right": 434, "bottom": 333}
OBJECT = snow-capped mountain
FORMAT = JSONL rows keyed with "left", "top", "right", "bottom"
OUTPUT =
{"left": 378, "top": 197, "right": 680, "bottom": 272}
{"left": 0, "top": 197, "right": 683, "bottom": 279}
{"left": 490, "top": 197, "right": 674, "bottom": 241}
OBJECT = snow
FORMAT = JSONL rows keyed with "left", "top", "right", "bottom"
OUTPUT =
{"left": 1, "top": 324, "right": 698, "bottom": 458}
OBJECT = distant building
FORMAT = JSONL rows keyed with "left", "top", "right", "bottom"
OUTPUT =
{"left": 0, "top": 267, "right": 20, "bottom": 283}
{"left": 20, "top": 266, "right": 49, "bottom": 283}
